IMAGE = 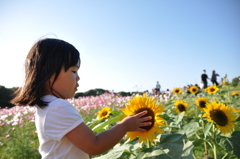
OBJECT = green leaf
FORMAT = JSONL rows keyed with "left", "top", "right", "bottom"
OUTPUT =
{"left": 219, "top": 131, "right": 240, "bottom": 158}
{"left": 135, "top": 147, "right": 170, "bottom": 159}
{"left": 203, "top": 122, "right": 213, "bottom": 139}
{"left": 87, "top": 119, "right": 102, "bottom": 129}
{"left": 159, "top": 133, "right": 186, "bottom": 144}
{"left": 235, "top": 116, "right": 240, "bottom": 122}
{"left": 178, "top": 122, "right": 200, "bottom": 137}
{"left": 174, "top": 112, "right": 185, "bottom": 125}
{"left": 93, "top": 144, "right": 131, "bottom": 159}
{"left": 111, "top": 110, "right": 122, "bottom": 116}
{"left": 231, "top": 83, "right": 238, "bottom": 87}
{"left": 92, "top": 115, "right": 125, "bottom": 133}
{"left": 193, "top": 139, "right": 204, "bottom": 147}
{"left": 157, "top": 134, "right": 193, "bottom": 159}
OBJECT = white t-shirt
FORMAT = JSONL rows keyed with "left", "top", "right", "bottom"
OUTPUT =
{"left": 35, "top": 95, "right": 89, "bottom": 159}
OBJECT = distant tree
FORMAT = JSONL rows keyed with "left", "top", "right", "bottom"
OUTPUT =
{"left": 232, "top": 76, "right": 240, "bottom": 85}
{"left": 94, "top": 88, "right": 107, "bottom": 95}
{"left": 74, "top": 92, "right": 84, "bottom": 98}
{"left": 74, "top": 88, "right": 108, "bottom": 98}
{"left": 118, "top": 91, "right": 131, "bottom": 97}
{"left": 0, "top": 85, "right": 15, "bottom": 108}
{"left": 117, "top": 91, "right": 142, "bottom": 96}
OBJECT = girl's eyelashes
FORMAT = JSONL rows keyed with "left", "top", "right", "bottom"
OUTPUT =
{"left": 70, "top": 66, "right": 79, "bottom": 73}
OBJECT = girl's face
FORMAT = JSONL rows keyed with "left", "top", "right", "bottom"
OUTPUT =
{"left": 44, "top": 61, "right": 80, "bottom": 99}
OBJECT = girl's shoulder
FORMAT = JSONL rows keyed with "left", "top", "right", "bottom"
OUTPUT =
{"left": 41, "top": 95, "right": 72, "bottom": 108}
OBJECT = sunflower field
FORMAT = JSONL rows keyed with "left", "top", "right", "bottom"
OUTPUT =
{"left": 0, "top": 83, "right": 240, "bottom": 159}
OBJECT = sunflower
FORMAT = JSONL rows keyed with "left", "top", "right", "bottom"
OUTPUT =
{"left": 174, "top": 100, "right": 189, "bottom": 113}
{"left": 97, "top": 107, "right": 112, "bottom": 120}
{"left": 205, "top": 86, "right": 219, "bottom": 94}
{"left": 196, "top": 97, "right": 209, "bottom": 110}
{"left": 172, "top": 88, "right": 182, "bottom": 94}
{"left": 223, "top": 81, "right": 228, "bottom": 85}
{"left": 189, "top": 86, "right": 199, "bottom": 94}
{"left": 233, "top": 108, "right": 240, "bottom": 113}
{"left": 121, "top": 93, "right": 165, "bottom": 143}
{"left": 232, "top": 92, "right": 240, "bottom": 96}
{"left": 202, "top": 101, "right": 237, "bottom": 135}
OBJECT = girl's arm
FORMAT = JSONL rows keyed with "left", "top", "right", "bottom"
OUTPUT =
{"left": 66, "top": 111, "right": 151, "bottom": 155}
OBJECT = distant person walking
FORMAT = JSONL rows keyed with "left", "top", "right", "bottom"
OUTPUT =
{"left": 219, "top": 78, "right": 224, "bottom": 85}
{"left": 156, "top": 81, "right": 161, "bottom": 94}
{"left": 211, "top": 70, "right": 219, "bottom": 86}
{"left": 201, "top": 70, "right": 209, "bottom": 89}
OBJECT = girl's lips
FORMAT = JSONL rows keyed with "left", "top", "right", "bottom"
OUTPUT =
{"left": 75, "top": 85, "right": 79, "bottom": 91}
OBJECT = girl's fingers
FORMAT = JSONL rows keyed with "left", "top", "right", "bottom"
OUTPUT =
{"left": 134, "top": 110, "right": 147, "bottom": 118}
{"left": 139, "top": 122, "right": 152, "bottom": 127}
{"left": 139, "top": 116, "right": 152, "bottom": 122}
{"left": 137, "top": 127, "right": 147, "bottom": 132}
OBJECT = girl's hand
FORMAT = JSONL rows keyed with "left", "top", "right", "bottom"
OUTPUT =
{"left": 66, "top": 111, "right": 152, "bottom": 155}
{"left": 120, "top": 110, "right": 152, "bottom": 132}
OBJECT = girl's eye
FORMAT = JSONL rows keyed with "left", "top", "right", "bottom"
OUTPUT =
{"left": 72, "top": 71, "right": 77, "bottom": 73}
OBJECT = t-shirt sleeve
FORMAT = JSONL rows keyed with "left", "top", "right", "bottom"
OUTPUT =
{"left": 45, "top": 99, "right": 84, "bottom": 141}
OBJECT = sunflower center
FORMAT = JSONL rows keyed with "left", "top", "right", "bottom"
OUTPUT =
{"left": 101, "top": 111, "right": 108, "bottom": 116}
{"left": 199, "top": 101, "right": 206, "bottom": 108}
{"left": 192, "top": 89, "right": 196, "bottom": 92}
{"left": 210, "top": 109, "right": 228, "bottom": 126}
{"left": 210, "top": 88, "right": 215, "bottom": 92}
{"left": 176, "top": 90, "right": 179, "bottom": 93}
{"left": 178, "top": 104, "right": 186, "bottom": 112}
{"left": 135, "top": 108, "right": 155, "bottom": 131}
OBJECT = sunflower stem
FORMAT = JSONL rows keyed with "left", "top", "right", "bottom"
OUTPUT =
{"left": 192, "top": 153, "right": 197, "bottom": 159}
{"left": 204, "top": 141, "right": 208, "bottom": 158}
{"left": 226, "top": 90, "right": 232, "bottom": 104}
{"left": 212, "top": 126, "right": 218, "bottom": 159}
{"left": 207, "top": 141, "right": 213, "bottom": 148}
{"left": 213, "top": 142, "right": 218, "bottom": 159}
{"left": 221, "top": 153, "right": 228, "bottom": 159}
{"left": 200, "top": 118, "right": 209, "bottom": 156}
{"left": 146, "top": 140, "right": 150, "bottom": 148}
{"left": 195, "top": 132, "right": 200, "bottom": 139}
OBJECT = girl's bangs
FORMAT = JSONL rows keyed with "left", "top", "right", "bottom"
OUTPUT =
{"left": 64, "top": 46, "right": 80, "bottom": 70}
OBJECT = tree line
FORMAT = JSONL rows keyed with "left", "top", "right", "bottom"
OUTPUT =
{"left": 1, "top": 76, "right": 239, "bottom": 108}
{"left": 0, "top": 86, "right": 137, "bottom": 108}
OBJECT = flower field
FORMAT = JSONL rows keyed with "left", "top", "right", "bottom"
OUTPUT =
{"left": 0, "top": 84, "right": 240, "bottom": 159}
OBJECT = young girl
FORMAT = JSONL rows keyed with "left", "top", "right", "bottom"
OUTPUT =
{"left": 11, "top": 38, "right": 152, "bottom": 159}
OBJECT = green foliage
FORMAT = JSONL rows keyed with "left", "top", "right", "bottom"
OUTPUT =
{"left": 92, "top": 114, "right": 125, "bottom": 134}
{"left": 118, "top": 91, "right": 143, "bottom": 97}
{"left": 232, "top": 76, "right": 240, "bottom": 85}
{"left": 117, "top": 91, "right": 132, "bottom": 97}
{"left": 74, "top": 89, "right": 136, "bottom": 98}
{"left": 218, "top": 131, "right": 240, "bottom": 158}
{"left": 1, "top": 83, "right": 240, "bottom": 158}
{"left": 74, "top": 89, "right": 139, "bottom": 98}
{"left": 0, "top": 85, "right": 18, "bottom": 108}
{"left": 94, "top": 134, "right": 194, "bottom": 159}
{"left": 0, "top": 111, "right": 40, "bottom": 159}
{"left": 75, "top": 88, "right": 108, "bottom": 98}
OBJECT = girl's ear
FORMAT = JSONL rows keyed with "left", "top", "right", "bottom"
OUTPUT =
{"left": 42, "top": 78, "right": 53, "bottom": 95}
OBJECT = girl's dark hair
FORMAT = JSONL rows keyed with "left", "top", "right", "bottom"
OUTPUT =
{"left": 11, "top": 38, "right": 80, "bottom": 108}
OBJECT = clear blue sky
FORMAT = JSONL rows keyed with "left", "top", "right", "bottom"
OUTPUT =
{"left": 0, "top": 0, "right": 239, "bottom": 93}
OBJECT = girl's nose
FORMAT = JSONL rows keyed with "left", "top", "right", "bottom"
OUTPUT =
{"left": 77, "top": 74, "right": 80, "bottom": 81}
